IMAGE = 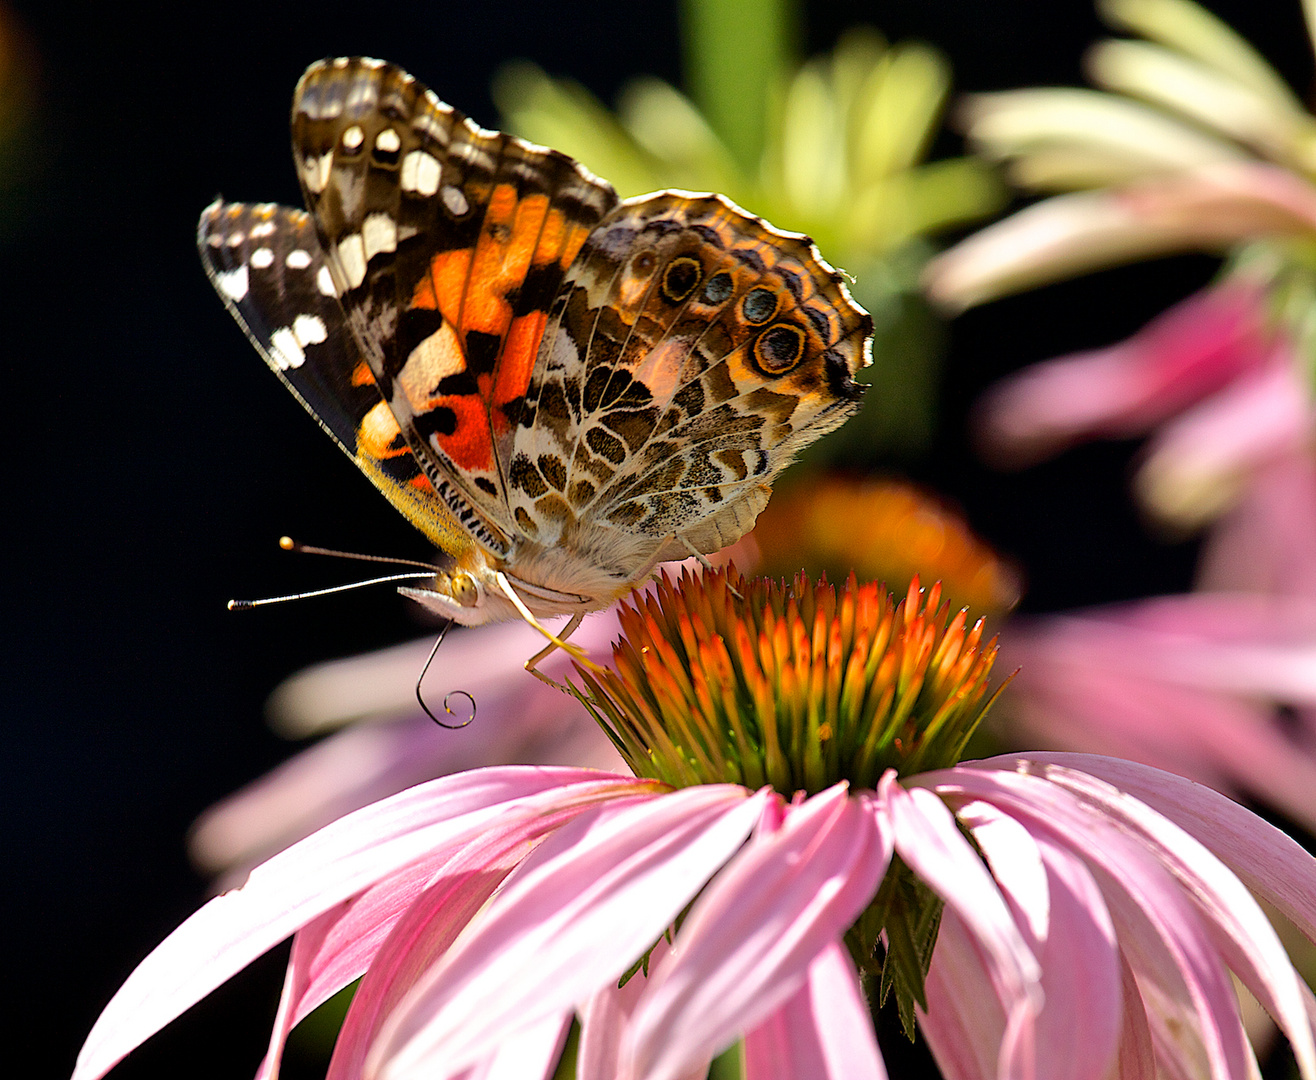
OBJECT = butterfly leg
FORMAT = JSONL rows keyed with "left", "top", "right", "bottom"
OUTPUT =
{"left": 677, "top": 535, "right": 744, "bottom": 599}
{"left": 494, "top": 572, "right": 604, "bottom": 687}
{"left": 523, "top": 612, "right": 585, "bottom": 692}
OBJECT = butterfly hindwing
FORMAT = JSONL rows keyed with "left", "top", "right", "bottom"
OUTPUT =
{"left": 507, "top": 192, "right": 872, "bottom": 552}
{"left": 289, "top": 57, "right": 619, "bottom": 556}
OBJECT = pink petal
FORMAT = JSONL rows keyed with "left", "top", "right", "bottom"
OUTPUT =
{"left": 1197, "top": 449, "right": 1316, "bottom": 600}
{"left": 368, "top": 784, "right": 767, "bottom": 1080}
{"left": 880, "top": 775, "right": 1042, "bottom": 1009}
{"left": 73, "top": 768, "right": 644, "bottom": 1080}
{"left": 1115, "top": 949, "right": 1158, "bottom": 1080}
{"left": 920, "top": 910, "right": 1011, "bottom": 1080}
{"left": 952, "top": 802, "right": 1123, "bottom": 1080}
{"left": 924, "top": 763, "right": 1295, "bottom": 1080}
{"left": 995, "top": 754, "right": 1316, "bottom": 1080}
{"left": 323, "top": 814, "right": 590, "bottom": 1080}
{"left": 1136, "top": 358, "right": 1316, "bottom": 528}
{"left": 925, "top": 163, "right": 1316, "bottom": 310}
{"left": 578, "top": 937, "right": 670, "bottom": 1080}
{"left": 627, "top": 785, "right": 890, "bottom": 1080}
{"left": 468, "top": 1012, "right": 572, "bottom": 1080}
{"left": 973, "top": 281, "right": 1270, "bottom": 467}
{"left": 742, "top": 943, "right": 886, "bottom": 1080}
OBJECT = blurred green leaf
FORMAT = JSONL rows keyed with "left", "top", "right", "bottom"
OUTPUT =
{"left": 681, "top": 0, "right": 796, "bottom": 173}
{"left": 493, "top": 62, "right": 661, "bottom": 197}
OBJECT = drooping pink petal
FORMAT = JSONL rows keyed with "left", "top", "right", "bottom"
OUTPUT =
{"left": 972, "top": 281, "right": 1270, "bottom": 467}
{"left": 1115, "top": 948, "right": 1158, "bottom": 1080}
{"left": 999, "top": 597, "right": 1316, "bottom": 832}
{"left": 256, "top": 900, "right": 352, "bottom": 1080}
{"left": 741, "top": 942, "right": 886, "bottom": 1080}
{"left": 985, "top": 754, "right": 1316, "bottom": 1080}
{"left": 323, "top": 805, "right": 600, "bottom": 1080}
{"left": 73, "top": 768, "right": 647, "bottom": 1080}
{"left": 1091, "top": 853, "right": 1249, "bottom": 1080}
{"left": 920, "top": 909, "right": 1014, "bottom": 1080}
{"left": 1135, "top": 357, "right": 1316, "bottom": 528}
{"left": 367, "top": 784, "right": 767, "bottom": 1080}
{"left": 627, "top": 785, "right": 891, "bottom": 1080}
{"left": 951, "top": 801, "right": 1123, "bottom": 1080}
{"left": 577, "top": 937, "right": 668, "bottom": 1080}
{"left": 1027, "top": 754, "right": 1316, "bottom": 934}
{"left": 922, "top": 763, "right": 1294, "bottom": 1080}
{"left": 463, "top": 1012, "right": 572, "bottom": 1080}
{"left": 880, "top": 775, "right": 1042, "bottom": 1014}
{"left": 260, "top": 821, "right": 545, "bottom": 1080}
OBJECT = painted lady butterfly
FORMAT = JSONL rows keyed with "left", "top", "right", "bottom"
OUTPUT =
{"left": 199, "top": 57, "right": 872, "bottom": 636}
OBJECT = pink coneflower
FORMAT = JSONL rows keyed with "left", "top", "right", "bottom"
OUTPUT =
{"left": 75, "top": 570, "right": 1316, "bottom": 1080}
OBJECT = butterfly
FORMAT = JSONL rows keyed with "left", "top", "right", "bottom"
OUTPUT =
{"left": 199, "top": 57, "right": 872, "bottom": 645}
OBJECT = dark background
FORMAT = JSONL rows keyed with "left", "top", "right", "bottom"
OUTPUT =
{"left": 5, "top": 1, "right": 1309, "bottom": 1077}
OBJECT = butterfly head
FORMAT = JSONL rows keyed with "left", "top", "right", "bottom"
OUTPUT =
{"left": 398, "top": 548, "right": 599, "bottom": 627}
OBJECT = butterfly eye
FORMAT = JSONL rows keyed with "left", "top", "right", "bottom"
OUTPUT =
{"left": 661, "top": 256, "right": 702, "bottom": 303}
{"left": 741, "top": 287, "right": 780, "bottom": 325}
{"left": 449, "top": 572, "right": 480, "bottom": 607}
{"left": 754, "top": 323, "right": 806, "bottom": 374}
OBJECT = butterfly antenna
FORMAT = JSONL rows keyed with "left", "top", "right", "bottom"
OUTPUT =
{"left": 227, "top": 571, "right": 436, "bottom": 610}
{"left": 278, "top": 535, "right": 437, "bottom": 571}
{"left": 416, "top": 619, "right": 476, "bottom": 729}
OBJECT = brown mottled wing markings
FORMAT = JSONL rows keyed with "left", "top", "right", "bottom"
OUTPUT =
{"left": 509, "top": 191, "right": 871, "bottom": 548}
{"left": 290, "top": 57, "right": 617, "bottom": 556}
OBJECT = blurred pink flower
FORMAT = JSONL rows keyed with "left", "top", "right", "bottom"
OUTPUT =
{"left": 190, "top": 615, "right": 624, "bottom": 877}
{"left": 998, "top": 593, "right": 1316, "bottom": 831}
{"left": 973, "top": 279, "right": 1272, "bottom": 467}
{"left": 73, "top": 755, "right": 1316, "bottom": 1080}
{"left": 973, "top": 278, "right": 1316, "bottom": 530}
{"left": 996, "top": 420, "right": 1316, "bottom": 831}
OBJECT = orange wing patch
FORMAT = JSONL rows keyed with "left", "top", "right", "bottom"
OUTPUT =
{"left": 398, "top": 188, "right": 588, "bottom": 479}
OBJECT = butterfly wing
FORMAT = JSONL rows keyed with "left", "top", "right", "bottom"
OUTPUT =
{"left": 508, "top": 192, "right": 872, "bottom": 558}
{"left": 289, "top": 57, "right": 619, "bottom": 560}
{"left": 197, "top": 200, "right": 476, "bottom": 555}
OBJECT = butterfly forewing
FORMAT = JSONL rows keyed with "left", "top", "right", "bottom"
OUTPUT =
{"left": 197, "top": 200, "right": 476, "bottom": 554}
{"left": 289, "top": 57, "right": 619, "bottom": 556}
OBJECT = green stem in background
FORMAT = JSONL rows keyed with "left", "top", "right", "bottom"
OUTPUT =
{"left": 681, "top": 0, "right": 796, "bottom": 174}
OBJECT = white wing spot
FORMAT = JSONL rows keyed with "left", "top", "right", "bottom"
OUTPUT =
{"left": 342, "top": 125, "right": 364, "bottom": 151}
{"left": 375, "top": 128, "right": 401, "bottom": 154}
{"left": 304, "top": 151, "right": 333, "bottom": 193}
{"left": 401, "top": 149, "right": 441, "bottom": 195}
{"left": 249, "top": 221, "right": 276, "bottom": 238}
{"left": 285, "top": 249, "right": 313, "bottom": 270}
{"left": 225, "top": 231, "right": 245, "bottom": 248}
{"left": 250, "top": 247, "right": 275, "bottom": 268}
{"left": 292, "top": 313, "right": 328, "bottom": 346}
{"left": 216, "top": 265, "right": 249, "bottom": 301}
{"left": 269, "top": 327, "right": 305, "bottom": 370}
{"left": 336, "top": 234, "right": 367, "bottom": 288}
{"left": 316, "top": 265, "right": 338, "bottom": 296}
{"left": 362, "top": 212, "right": 397, "bottom": 261}
{"left": 442, "top": 185, "right": 469, "bottom": 216}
